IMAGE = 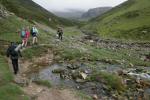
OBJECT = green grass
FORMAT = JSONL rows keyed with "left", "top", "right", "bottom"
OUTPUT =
{"left": 84, "top": 0, "right": 150, "bottom": 41}
{"left": 0, "top": 55, "right": 29, "bottom": 100}
{"left": 0, "top": 56, "right": 13, "bottom": 85}
{"left": 0, "top": 83, "right": 29, "bottom": 100}
{"left": 0, "top": 0, "right": 75, "bottom": 28}
{"left": 88, "top": 71, "right": 125, "bottom": 92}
{"left": 0, "top": 15, "right": 31, "bottom": 42}
{"left": 75, "top": 91, "right": 92, "bottom": 100}
{"left": 55, "top": 48, "right": 85, "bottom": 61}
{"left": 34, "top": 80, "right": 52, "bottom": 88}
{"left": 88, "top": 47, "right": 150, "bottom": 66}
{"left": 22, "top": 45, "right": 50, "bottom": 59}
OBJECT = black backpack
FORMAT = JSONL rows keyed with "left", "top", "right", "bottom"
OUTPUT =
{"left": 10, "top": 46, "right": 18, "bottom": 57}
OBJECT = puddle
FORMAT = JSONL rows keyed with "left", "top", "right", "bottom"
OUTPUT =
{"left": 30, "top": 64, "right": 81, "bottom": 88}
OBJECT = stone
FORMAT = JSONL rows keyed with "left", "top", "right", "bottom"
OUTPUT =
{"left": 76, "top": 86, "right": 80, "bottom": 89}
{"left": 129, "top": 63, "right": 134, "bottom": 67}
{"left": 67, "top": 64, "right": 80, "bottom": 70}
{"left": 75, "top": 78, "right": 86, "bottom": 83}
{"left": 125, "top": 79, "right": 135, "bottom": 86}
{"left": 52, "top": 68, "right": 64, "bottom": 73}
{"left": 144, "top": 89, "right": 150, "bottom": 100}
{"left": 117, "top": 70, "right": 124, "bottom": 76}
{"left": 102, "top": 84, "right": 109, "bottom": 91}
{"left": 139, "top": 80, "right": 150, "bottom": 87}
{"left": 80, "top": 72, "right": 87, "bottom": 80}
{"left": 92, "top": 94, "right": 98, "bottom": 100}
{"left": 14, "top": 78, "right": 30, "bottom": 87}
{"left": 60, "top": 69, "right": 73, "bottom": 79}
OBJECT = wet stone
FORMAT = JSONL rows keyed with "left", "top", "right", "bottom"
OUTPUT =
{"left": 75, "top": 78, "right": 86, "bottom": 83}
{"left": 52, "top": 68, "right": 64, "bottom": 74}
{"left": 67, "top": 64, "right": 80, "bottom": 70}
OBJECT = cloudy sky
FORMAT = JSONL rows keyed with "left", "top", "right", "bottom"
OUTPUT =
{"left": 33, "top": 0, "right": 127, "bottom": 12}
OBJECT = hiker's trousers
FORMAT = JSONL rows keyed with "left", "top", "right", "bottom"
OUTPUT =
{"left": 58, "top": 33, "right": 63, "bottom": 40}
{"left": 11, "top": 59, "right": 19, "bottom": 74}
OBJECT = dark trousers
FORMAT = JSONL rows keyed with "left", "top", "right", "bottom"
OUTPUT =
{"left": 58, "top": 33, "right": 63, "bottom": 40}
{"left": 11, "top": 59, "right": 19, "bottom": 74}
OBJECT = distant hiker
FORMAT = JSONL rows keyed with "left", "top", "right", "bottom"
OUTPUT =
{"left": 20, "top": 28, "right": 27, "bottom": 47}
{"left": 31, "top": 26, "right": 39, "bottom": 45}
{"left": 7, "top": 42, "right": 22, "bottom": 75}
{"left": 24, "top": 27, "right": 30, "bottom": 47}
{"left": 57, "top": 27, "right": 63, "bottom": 40}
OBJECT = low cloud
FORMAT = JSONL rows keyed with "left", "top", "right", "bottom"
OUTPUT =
{"left": 33, "top": 0, "right": 127, "bottom": 12}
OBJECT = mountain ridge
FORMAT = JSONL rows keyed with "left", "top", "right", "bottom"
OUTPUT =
{"left": 0, "top": 0, "right": 74, "bottom": 28}
{"left": 82, "top": 7, "right": 112, "bottom": 20}
{"left": 83, "top": 0, "right": 150, "bottom": 40}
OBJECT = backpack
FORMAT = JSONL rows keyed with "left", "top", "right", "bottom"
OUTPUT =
{"left": 31, "top": 28, "right": 37, "bottom": 36}
{"left": 10, "top": 46, "right": 18, "bottom": 57}
{"left": 21, "top": 30, "right": 26, "bottom": 38}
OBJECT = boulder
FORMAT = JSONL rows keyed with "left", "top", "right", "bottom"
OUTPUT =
{"left": 144, "top": 89, "right": 150, "bottom": 100}
{"left": 71, "top": 71, "right": 80, "bottom": 79}
{"left": 80, "top": 72, "right": 87, "bottom": 80}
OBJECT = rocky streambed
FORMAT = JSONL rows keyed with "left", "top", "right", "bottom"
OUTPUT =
{"left": 28, "top": 61, "right": 150, "bottom": 100}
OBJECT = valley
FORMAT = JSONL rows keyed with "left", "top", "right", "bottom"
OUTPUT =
{"left": 0, "top": 0, "right": 150, "bottom": 100}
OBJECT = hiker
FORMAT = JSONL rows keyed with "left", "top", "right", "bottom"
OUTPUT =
{"left": 57, "top": 27, "right": 63, "bottom": 40}
{"left": 7, "top": 42, "right": 22, "bottom": 75}
{"left": 24, "top": 27, "right": 30, "bottom": 47}
{"left": 20, "top": 28, "right": 27, "bottom": 47}
{"left": 31, "top": 25, "right": 39, "bottom": 45}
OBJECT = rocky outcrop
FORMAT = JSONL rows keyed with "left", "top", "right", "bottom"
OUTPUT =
{"left": 0, "top": 4, "right": 10, "bottom": 18}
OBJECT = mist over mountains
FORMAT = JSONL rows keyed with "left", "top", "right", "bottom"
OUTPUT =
{"left": 52, "top": 9, "right": 85, "bottom": 20}
{"left": 52, "top": 7, "right": 112, "bottom": 20}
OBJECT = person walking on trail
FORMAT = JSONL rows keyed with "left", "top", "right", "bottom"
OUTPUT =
{"left": 24, "top": 27, "right": 30, "bottom": 47}
{"left": 31, "top": 26, "right": 39, "bottom": 45}
{"left": 7, "top": 42, "right": 22, "bottom": 75}
{"left": 20, "top": 28, "right": 27, "bottom": 47}
{"left": 57, "top": 27, "right": 63, "bottom": 40}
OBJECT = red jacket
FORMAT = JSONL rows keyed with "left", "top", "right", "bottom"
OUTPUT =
{"left": 25, "top": 31, "right": 30, "bottom": 38}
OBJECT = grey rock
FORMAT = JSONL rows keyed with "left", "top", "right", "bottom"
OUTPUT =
{"left": 75, "top": 78, "right": 86, "bottom": 83}
{"left": 144, "top": 89, "right": 150, "bottom": 100}
{"left": 52, "top": 68, "right": 64, "bottom": 73}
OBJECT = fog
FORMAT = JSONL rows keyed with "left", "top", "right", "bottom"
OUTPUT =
{"left": 33, "top": 0, "right": 127, "bottom": 12}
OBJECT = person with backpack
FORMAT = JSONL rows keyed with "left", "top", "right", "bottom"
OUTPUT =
{"left": 7, "top": 42, "right": 22, "bottom": 75}
{"left": 24, "top": 27, "right": 30, "bottom": 47}
{"left": 57, "top": 27, "right": 63, "bottom": 40}
{"left": 20, "top": 28, "right": 27, "bottom": 47}
{"left": 31, "top": 25, "right": 39, "bottom": 45}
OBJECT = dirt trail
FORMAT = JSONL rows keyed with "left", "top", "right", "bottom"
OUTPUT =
{"left": 23, "top": 83, "right": 80, "bottom": 100}
{"left": 9, "top": 47, "right": 80, "bottom": 100}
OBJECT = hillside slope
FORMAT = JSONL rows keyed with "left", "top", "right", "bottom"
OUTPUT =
{"left": 84, "top": 0, "right": 150, "bottom": 40}
{"left": 82, "top": 7, "right": 112, "bottom": 20}
{"left": 0, "top": 0, "right": 74, "bottom": 28}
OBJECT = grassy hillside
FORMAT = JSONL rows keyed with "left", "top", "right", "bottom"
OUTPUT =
{"left": 0, "top": 0, "right": 74, "bottom": 28}
{"left": 0, "top": 55, "right": 29, "bottom": 100}
{"left": 84, "top": 0, "right": 150, "bottom": 41}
